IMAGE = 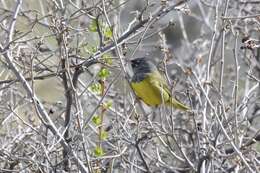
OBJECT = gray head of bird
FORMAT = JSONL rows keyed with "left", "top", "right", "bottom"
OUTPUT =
{"left": 130, "top": 57, "right": 157, "bottom": 74}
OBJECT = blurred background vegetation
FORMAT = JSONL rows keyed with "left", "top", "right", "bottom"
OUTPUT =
{"left": 0, "top": 0, "right": 260, "bottom": 172}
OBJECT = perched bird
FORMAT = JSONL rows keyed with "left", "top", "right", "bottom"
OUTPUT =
{"left": 130, "top": 57, "right": 189, "bottom": 111}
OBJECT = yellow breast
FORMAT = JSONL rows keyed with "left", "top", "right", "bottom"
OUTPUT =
{"left": 131, "top": 75, "right": 169, "bottom": 106}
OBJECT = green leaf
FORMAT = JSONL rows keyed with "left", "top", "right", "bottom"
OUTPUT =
{"left": 92, "top": 115, "right": 102, "bottom": 126}
{"left": 94, "top": 146, "right": 104, "bottom": 157}
{"left": 89, "top": 83, "right": 102, "bottom": 94}
{"left": 103, "top": 100, "right": 113, "bottom": 109}
{"left": 104, "top": 27, "right": 113, "bottom": 39}
{"left": 89, "top": 20, "right": 98, "bottom": 32}
{"left": 84, "top": 45, "right": 97, "bottom": 54}
{"left": 100, "top": 130, "right": 108, "bottom": 140}
{"left": 98, "top": 67, "right": 110, "bottom": 79}
{"left": 101, "top": 54, "right": 113, "bottom": 65}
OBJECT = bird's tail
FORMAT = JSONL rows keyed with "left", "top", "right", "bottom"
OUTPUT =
{"left": 167, "top": 97, "right": 190, "bottom": 111}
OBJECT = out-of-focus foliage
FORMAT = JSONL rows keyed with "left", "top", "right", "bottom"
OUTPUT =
{"left": 0, "top": 0, "right": 260, "bottom": 172}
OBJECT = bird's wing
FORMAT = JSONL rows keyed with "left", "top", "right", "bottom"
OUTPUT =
{"left": 149, "top": 71, "right": 172, "bottom": 101}
{"left": 149, "top": 71, "right": 189, "bottom": 111}
{"left": 150, "top": 71, "right": 171, "bottom": 92}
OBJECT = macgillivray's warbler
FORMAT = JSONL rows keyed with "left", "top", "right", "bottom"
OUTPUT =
{"left": 130, "top": 57, "right": 189, "bottom": 111}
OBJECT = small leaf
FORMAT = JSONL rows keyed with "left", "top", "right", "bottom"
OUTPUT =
{"left": 98, "top": 67, "right": 110, "bottom": 79}
{"left": 104, "top": 27, "right": 113, "bottom": 39}
{"left": 89, "top": 20, "right": 98, "bottom": 32}
{"left": 101, "top": 54, "right": 113, "bottom": 65}
{"left": 103, "top": 100, "right": 113, "bottom": 109}
{"left": 89, "top": 83, "right": 102, "bottom": 94}
{"left": 100, "top": 130, "right": 108, "bottom": 140}
{"left": 92, "top": 115, "right": 102, "bottom": 126}
{"left": 84, "top": 45, "right": 97, "bottom": 54}
{"left": 94, "top": 146, "right": 104, "bottom": 156}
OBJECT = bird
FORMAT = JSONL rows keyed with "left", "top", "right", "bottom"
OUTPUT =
{"left": 130, "top": 57, "right": 189, "bottom": 111}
